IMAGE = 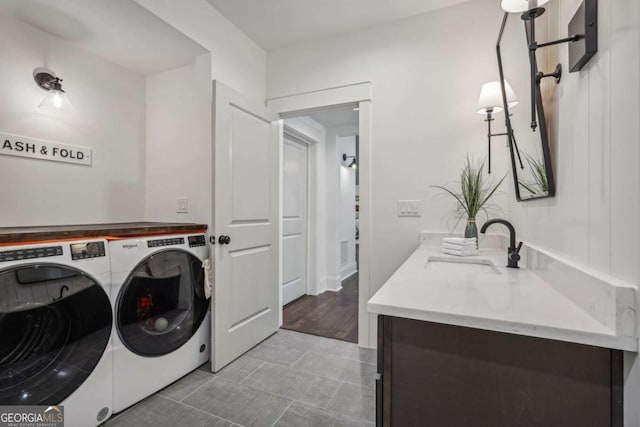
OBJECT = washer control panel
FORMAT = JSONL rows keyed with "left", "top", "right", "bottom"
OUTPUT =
{"left": 147, "top": 237, "right": 185, "bottom": 248}
{"left": 188, "top": 235, "right": 207, "bottom": 248}
{"left": 70, "top": 241, "right": 106, "bottom": 260}
{"left": 0, "top": 246, "right": 63, "bottom": 263}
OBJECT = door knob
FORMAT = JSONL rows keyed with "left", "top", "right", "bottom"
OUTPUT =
{"left": 218, "top": 235, "right": 231, "bottom": 245}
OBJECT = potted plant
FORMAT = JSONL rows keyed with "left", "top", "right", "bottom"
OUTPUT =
{"left": 433, "top": 157, "right": 506, "bottom": 245}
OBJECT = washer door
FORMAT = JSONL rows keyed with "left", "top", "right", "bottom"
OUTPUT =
{"left": 0, "top": 264, "right": 112, "bottom": 405}
{"left": 117, "top": 250, "right": 208, "bottom": 357}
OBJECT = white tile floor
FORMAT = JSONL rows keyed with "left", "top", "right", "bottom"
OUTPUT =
{"left": 106, "top": 329, "right": 376, "bottom": 427}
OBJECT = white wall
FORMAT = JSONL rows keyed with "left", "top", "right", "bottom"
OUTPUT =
{"left": 510, "top": 0, "right": 640, "bottom": 291}
{"left": 133, "top": 0, "right": 266, "bottom": 101}
{"left": 269, "top": 1, "right": 640, "bottom": 422}
{"left": 0, "top": 16, "right": 146, "bottom": 226}
{"left": 145, "top": 54, "right": 212, "bottom": 224}
{"left": 267, "top": 0, "right": 514, "bottom": 332}
{"left": 508, "top": 1, "right": 640, "bottom": 424}
{"left": 321, "top": 125, "right": 340, "bottom": 291}
{"left": 320, "top": 125, "right": 359, "bottom": 291}
{"left": 136, "top": 0, "right": 267, "bottom": 228}
{"left": 337, "top": 135, "right": 357, "bottom": 280}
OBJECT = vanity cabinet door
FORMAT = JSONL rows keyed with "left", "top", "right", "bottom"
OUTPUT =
{"left": 376, "top": 316, "right": 623, "bottom": 427}
{"left": 376, "top": 316, "right": 391, "bottom": 426}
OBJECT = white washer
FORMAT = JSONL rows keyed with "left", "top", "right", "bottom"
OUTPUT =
{"left": 0, "top": 239, "right": 113, "bottom": 427}
{"left": 109, "top": 233, "right": 210, "bottom": 413}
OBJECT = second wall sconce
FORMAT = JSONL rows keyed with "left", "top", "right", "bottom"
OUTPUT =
{"left": 501, "top": 0, "right": 597, "bottom": 131}
{"left": 342, "top": 154, "right": 357, "bottom": 169}
{"left": 33, "top": 67, "right": 73, "bottom": 112}
{"left": 476, "top": 80, "right": 522, "bottom": 174}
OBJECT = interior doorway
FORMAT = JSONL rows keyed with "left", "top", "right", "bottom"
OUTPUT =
{"left": 280, "top": 106, "right": 360, "bottom": 343}
{"left": 267, "top": 82, "right": 372, "bottom": 348}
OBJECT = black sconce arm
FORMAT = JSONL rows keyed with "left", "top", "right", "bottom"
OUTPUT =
{"left": 484, "top": 111, "right": 523, "bottom": 174}
{"left": 536, "top": 64, "right": 562, "bottom": 84}
{"left": 531, "top": 34, "right": 583, "bottom": 51}
{"left": 524, "top": 9, "right": 585, "bottom": 131}
{"left": 495, "top": 13, "right": 526, "bottom": 177}
{"left": 528, "top": 22, "right": 538, "bottom": 131}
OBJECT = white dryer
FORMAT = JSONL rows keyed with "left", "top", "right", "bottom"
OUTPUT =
{"left": 0, "top": 239, "right": 113, "bottom": 427}
{"left": 109, "top": 233, "right": 210, "bottom": 413}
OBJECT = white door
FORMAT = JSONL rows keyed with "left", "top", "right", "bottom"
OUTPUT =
{"left": 282, "top": 137, "right": 308, "bottom": 305}
{"left": 211, "top": 81, "right": 281, "bottom": 371}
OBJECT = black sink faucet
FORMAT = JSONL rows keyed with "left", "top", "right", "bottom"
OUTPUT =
{"left": 480, "top": 219, "right": 523, "bottom": 269}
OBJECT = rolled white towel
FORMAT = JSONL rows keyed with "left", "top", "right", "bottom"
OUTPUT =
{"left": 443, "top": 248, "right": 478, "bottom": 257}
{"left": 443, "top": 237, "right": 477, "bottom": 245}
{"left": 443, "top": 242, "right": 476, "bottom": 251}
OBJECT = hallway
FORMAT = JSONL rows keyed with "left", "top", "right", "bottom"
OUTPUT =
{"left": 282, "top": 274, "right": 358, "bottom": 343}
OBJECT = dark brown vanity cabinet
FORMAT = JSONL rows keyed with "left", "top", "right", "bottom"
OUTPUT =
{"left": 376, "top": 316, "right": 623, "bottom": 427}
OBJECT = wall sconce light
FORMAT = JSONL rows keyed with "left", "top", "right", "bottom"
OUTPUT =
{"left": 33, "top": 68, "right": 73, "bottom": 112}
{"left": 476, "top": 81, "right": 523, "bottom": 174}
{"left": 342, "top": 154, "right": 357, "bottom": 169}
{"left": 501, "top": 0, "right": 597, "bottom": 131}
{"left": 501, "top": 0, "right": 550, "bottom": 13}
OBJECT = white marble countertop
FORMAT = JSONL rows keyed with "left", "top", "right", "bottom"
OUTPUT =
{"left": 368, "top": 244, "right": 638, "bottom": 351}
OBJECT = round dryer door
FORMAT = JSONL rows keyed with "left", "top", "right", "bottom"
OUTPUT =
{"left": 0, "top": 264, "right": 112, "bottom": 405}
{"left": 116, "top": 250, "right": 208, "bottom": 357}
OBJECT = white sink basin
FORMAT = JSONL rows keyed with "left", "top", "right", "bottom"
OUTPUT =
{"left": 425, "top": 256, "right": 501, "bottom": 274}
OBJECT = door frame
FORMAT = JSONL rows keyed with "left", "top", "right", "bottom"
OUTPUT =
{"left": 267, "top": 82, "right": 373, "bottom": 348}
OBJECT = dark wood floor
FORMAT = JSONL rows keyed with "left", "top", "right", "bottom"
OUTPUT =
{"left": 282, "top": 273, "right": 358, "bottom": 343}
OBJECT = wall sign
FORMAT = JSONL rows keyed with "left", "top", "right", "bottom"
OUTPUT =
{"left": 0, "top": 132, "right": 92, "bottom": 166}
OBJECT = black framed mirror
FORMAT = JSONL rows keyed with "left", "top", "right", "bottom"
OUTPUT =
{"left": 497, "top": 12, "right": 556, "bottom": 201}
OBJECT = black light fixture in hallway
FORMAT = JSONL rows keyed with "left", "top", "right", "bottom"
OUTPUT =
{"left": 343, "top": 153, "right": 357, "bottom": 169}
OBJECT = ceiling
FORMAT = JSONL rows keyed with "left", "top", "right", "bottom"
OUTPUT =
{"left": 206, "top": 0, "right": 472, "bottom": 50}
{"left": 306, "top": 106, "right": 359, "bottom": 129}
{"left": 0, "top": 0, "right": 207, "bottom": 75}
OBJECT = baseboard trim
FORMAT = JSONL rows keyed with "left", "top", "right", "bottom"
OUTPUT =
{"left": 319, "top": 275, "right": 342, "bottom": 292}
{"left": 340, "top": 262, "right": 358, "bottom": 281}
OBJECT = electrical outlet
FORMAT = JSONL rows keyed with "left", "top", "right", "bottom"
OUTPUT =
{"left": 398, "top": 200, "right": 421, "bottom": 217}
{"left": 177, "top": 197, "right": 189, "bottom": 213}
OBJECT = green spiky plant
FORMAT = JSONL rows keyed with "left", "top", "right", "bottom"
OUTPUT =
{"left": 519, "top": 153, "right": 549, "bottom": 195}
{"left": 433, "top": 157, "right": 506, "bottom": 221}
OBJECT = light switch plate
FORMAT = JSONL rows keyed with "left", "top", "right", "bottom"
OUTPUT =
{"left": 398, "top": 200, "right": 421, "bottom": 217}
{"left": 177, "top": 197, "right": 189, "bottom": 213}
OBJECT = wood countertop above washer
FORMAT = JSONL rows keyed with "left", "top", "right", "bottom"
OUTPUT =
{"left": 0, "top": 222, "right": 208, "bottom": 244}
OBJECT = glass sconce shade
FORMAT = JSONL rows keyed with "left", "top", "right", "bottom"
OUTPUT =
{"left": 33, "top": 68, "right": 73, "bottom": 113}
{"left": 39, "top": 88, "right": 73, "bottom": 112}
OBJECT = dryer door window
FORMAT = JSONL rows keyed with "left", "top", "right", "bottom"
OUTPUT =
{"left": 0, "top": 264, "right": 112, "bottom": 405}
{"left": 117, "top": 250, "right": 208, "bottom": 357}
